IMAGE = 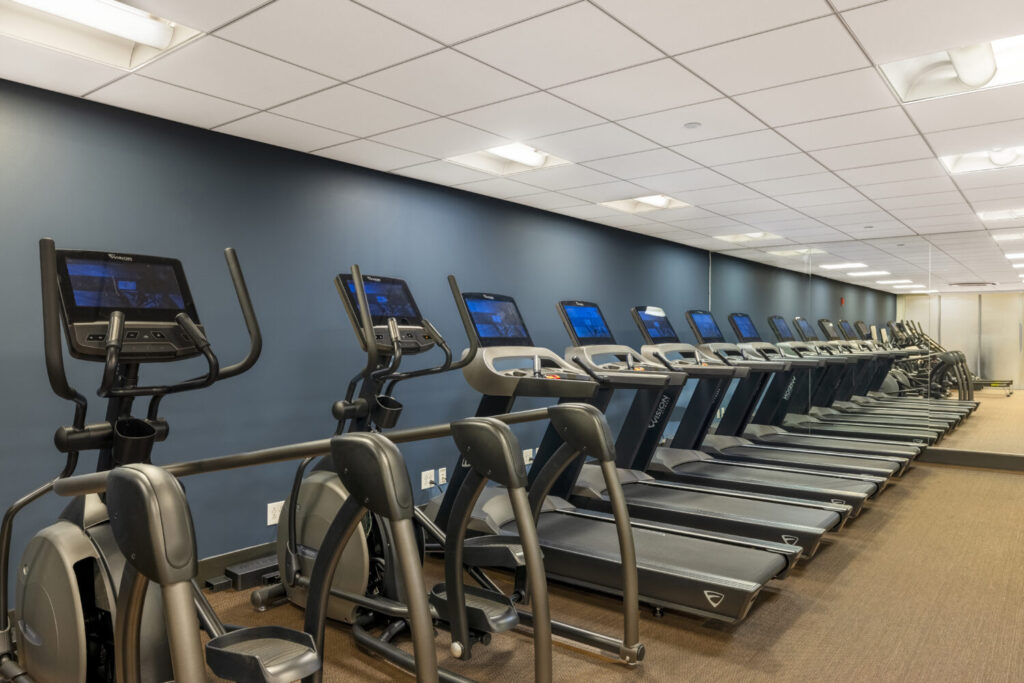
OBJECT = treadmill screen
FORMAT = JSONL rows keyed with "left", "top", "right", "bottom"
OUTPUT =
{"left": 769, "top": 315, "right": 795, "bottom": 341}
{"left": 730, "top": 314, "right": 760, "bottom": 342}
{"left": 634, "top": 306, "right": 680, "bottom": 343}
{"left": 854, "top": 321, "right": 870, "bottom": 339}
{"left": 839, "top": 320, "right": 857, "bottom": 339}
{"left": 560, "top": 302, "right": 616, "bottom": 345}
{"left": 688, "top": 311, "right": 725, "bottom": 343}
{"left": 795, "top": 318, "right": 818, "bottom": 340}
{"left": 463, "top": 293, "right": 533, "bottom": 347}
{"left": 819, "top": 320, "right": 840, "bottom": 340}
{"left": 57, "top": 252, "right": 197, "bottom": 324}
{"left": 341, "top": 274, "right": 422, "bottom": 326}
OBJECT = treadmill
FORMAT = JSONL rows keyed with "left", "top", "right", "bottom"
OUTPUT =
{"left": 785, "top": 317, "right": 952, "bottom": 436}
{"left": 543, "top": 299, "right": 847, "bottom": 555}
{"left": 631, "top": 307, "right": 905, "bottom": 479}
{"left": 430, "top": 288, "right": 798, "bottom": 623}
{"left": 764, "top": 315, "right": 941, "bottom": 446}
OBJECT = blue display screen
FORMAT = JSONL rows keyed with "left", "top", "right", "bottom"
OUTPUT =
{"left": 66, "top": 258, "right": 185, "bottom": 310}
{"left": 840, "top": 320, "right": 857, "bottom": 339}
{"left": 820, "top": 320, "right": 840, "bottom": 340}
{"left": 796, "top": 318, "right": 818, "bottom": 340}
{"left": 691, "top": 312, "right": 724, "bottom": 342}
{"left": 732, "top": 314, "right": 760, "bottom": 341}
{"left": 770, "top": 316, "right": 795, "bottom": 341}
{"left": 563, "top": 304, "right": 615, "bottom": 344}
{"left": 465, "top": 296, "right": 532, "bottom": 347}
{"left": 346, "top": 278, "right": 420, "bottom": 324}
{"left": 636, "top": 307, "right": 679, "bottom": 343}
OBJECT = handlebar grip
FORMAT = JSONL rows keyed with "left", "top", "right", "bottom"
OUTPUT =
{"left": 174, "top": 313, "right": 209, "bottom": 350}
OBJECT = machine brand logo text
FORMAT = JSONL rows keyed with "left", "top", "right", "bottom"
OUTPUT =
{"left": 648, "top": 393, "right": 672, "bottom": 428}
{"left": 107, "top": 253, "right": 133, "bottom": 262}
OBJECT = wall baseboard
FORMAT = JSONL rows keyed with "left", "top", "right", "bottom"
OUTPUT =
{"left": 198, "top": 542, "right": 276, "bottom": 584}
{"left": 920, "top": 448, "right": 1024, "bottom": 472}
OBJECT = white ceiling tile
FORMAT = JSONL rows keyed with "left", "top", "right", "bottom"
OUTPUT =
{"left": 315, "top": 139, "right": 432, "bottom": 170}
{"left": 830, "top": 0, "right": 879, "bottom": 9}
{"left": 511, "top": 191, "right": 588, "bottom": 210}
{"left": 875, "top": 192, "right": 966, "bottom": 210}
{"left": 561, "top": 181, "right": 649, "bottom": 203}
{"left": 746, "top": 172, "right": 849, "bottom": 195}
{"left": 271, "top": 85, "right": 434, "bottom": 137}
{"left": 665, "top": 216, "right": 748, "bottom": 231}
{"left": 677, "top": 16, "right": 867, "bottom": 95}
{"left": 891, "top": 204, "right": 974, "bottom": 220}
{"left": 455, "top": 177, "right": 539, "bottom": 199}
{"left": 842, "top": 0, "right": 1024, "bottom": 64}
{"left": 132, "top": 0, "right": 268, "bottom": 32}
{"left": 802, "top": 200, "right": 884, "bottom": 217}
{"left": 838, "top": 159, "right": 948, "bottom": 186}
{"left": 549, "top": 58, "right": 718, "bottom": 120}
{"left": 641, "top": 206, "right": 711, "bottom": 222}
{"left": 527, "top": 124, "right": 657, "bottom": 162}
{"left": 594, "top": 213, "right": 662, "bottom": 228}
{"left": 909, "top": 221, "right": 986, "bottom": 234}
{"left": 352, "top": 49, "right": 534, "bottom": 115}
{"left": 731, "top": 208, "right": 808, "bottom": 224}
{"left": 858, "top": 176, "right": 957, "bottom": 199}
{"left": 140, "top": 37, "right": 336, "bottom": 109}
{"left": 778, "top": 107, "right": 918, "bottom": 150}
{"left": 903, "top": 215, "right": 983, "bottom": 228}
{"left": 514, "top": 165, "right": 618, "bottom": 191}
{"left": 703, "top": 197, "right": 787, "bottom": 215}
{"left": 371, "top": 118, "right": 508, "bottom": 157}
{"left": 906, "top": 83, "right": 1024, "bottom": 133}
{"left": 216, "top": 0, "right": 440, "bottom": 81}
{"left": 954, "top": 165, "right": 1024, "bottom": 190}
{"left": 592, "top": 0, "right": 830, "bottom": 54}
{"left": 393, "top": 160, "right": 494, "bottom": 185}
{"left": 86, "top": 75, "right": 255, "bottom": 128}
{"left": 672, "top": 130, "right": 799, "bottom": 166}
{"left": 963, "top": 184, "right": 1024, "bottom": 202}
{"left": 811, "top": 135, "right": 934, "bottom": 171}
{"left": 616, "top": 222, "right": 680, "bottom": 235}
{"left": 971, "top": 197, "right": 1024, "bottom": 212}
{"left": 620, "top": 99, "right": 765, "bottom": 146}
{"left": 554, "top": 204, "right": 621, "bottom": 220}
{"left": 714, "top": 153, "right": 826, "bottom": 182}
{"left": 214, "top": 112, "right": 354, "bottom": 152}
{"left": 926, "top": 119, "right": 1024, "bottom": 156}
{"left": 583, "top": 149, "right": 699, "bottom": 179}
{"left": 457, "top": 3, "right": 660, "bottom": 89}
{"left": 777, "top": 227, "right": 850, "bottom": 241}
{"left": 356, "top": 0, "right": 573, "bottom": 43}
{"left": 779, "top": 187, "right": 865, "bottom": 208}
{"left": 736, "top": 68, "right": 897, "bottom": 127}
{"left": 451, "top": 92, "right": 602, "bottom": 140}
{"left": 631, "top": 168, "right": 734, "bottom": 193}
{"left": 837, "top": 222, "right": 915, "bottom": 238}
{"left": 675, "top": 184, "right": 763, "bottom": 205}
{"left": 0, "top": 35, "right": 124, "bottom": 96}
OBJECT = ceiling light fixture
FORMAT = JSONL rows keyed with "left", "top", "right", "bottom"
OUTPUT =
{"left": 880, "top": 33, "right": 1024, "bottom": 102}
{"left": 487, "top": 143, "right": 547, "bottom": 167}
{"left": 893, "top": 284, "right": 925, "bottom": 289}
{"left": 766, "top": 248, "right": 827, "bottom": 257}
{"left": 992, "top": 231, "right": 1024, "bottom": 240}
{"left": 941, "top": 146, "right": 1024, "bottom": 174}
{"left": 820, "top": 262, "right": 867, "bottom": 270}
{"left": 847, "top": 270, "right": 890, "bottom": 276}
{"left": 980, "top": 209, "right": 1024, "bottom": 221}
{"left": 447, "top": 144, "right": 570, "bottom": 176}
{"left": 1013, "top": 263, "right": 1024, "bottom": 268}
{"left": 11, "top": 0, "right": 174, "bottom": 48}
{"left": 877, "top": 279, "right": 912, "bottom": 284}
{"left": 1005, "top": 252, "right": 1024, "bottom": 259}
{"left": 713, "top": 231, "right": 783, "bottom": 243}
{"left": 600, "top": 194, "right": 690, "bottom": 214}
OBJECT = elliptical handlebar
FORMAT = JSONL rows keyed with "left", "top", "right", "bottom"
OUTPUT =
{"left": 40, "top": 238, "right": 88, "bottom": 427}
{"left": 446, "top": 274, "right": 478, "bottom": 371}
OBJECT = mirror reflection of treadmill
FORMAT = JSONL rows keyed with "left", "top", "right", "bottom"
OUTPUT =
{"left": 552, "top": 301, "right": 848, "bottom": 556}
{"left": 440, "top": 292, "right": 800, "bottom": 623}
{"left": 678, "top": 310, "right": 912, "bottom": 478}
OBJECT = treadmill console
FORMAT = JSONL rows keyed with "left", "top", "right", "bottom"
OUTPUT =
{"left": 727, "top": 313, "right": 762, "bottom": 342}
{"left": 338, "top": 273, "right": 435, "bottom": 354}
{"left": 767, "top": 315, "right": 796, "bottom": 342}
{"left": 854, "top": 320, "right": 871, "bottom": 340}
{"left": 558, "top": 300, "right": 669, "bottom": 376}
{"left": 793, "top": 317, "right": 819, "bottom": 342}
{"left": 55, "top": 249, "right": 202, "bottom": 361}
{"left": 684, "top": 310, "right": 726, "bottom": 344}
{"left": 557, "top": 300, "right": 616, "bottom": 345}
{"left": 818, "top": 319, "right": 842, "bottom": 341}
{"left": 631, "top": 306, "right": 680, "bottom": 344}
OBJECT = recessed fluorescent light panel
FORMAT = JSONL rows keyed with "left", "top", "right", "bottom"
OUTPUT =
{"left": 941, "top": 146, "right": 1024, "bottom": 174}
{"left": 980, "top": 209, "right": 1024, "bottom": 222}
{"left": 893, "top": 284, "right": 925, "bottom": 289}
{"left": 847, "top": 270, "right": 890, "bottom": 276}
{"left": 820, "top": 262, "right": 866, "bottom": 270}
{"left": 877, "top": 279, "right": 912, "bottom": 284}
{"left": 881, "top": 34, "right": 1024, "bottom": 102}
{"left": 447, "top": 143, "right": 570, "bottom": 176}
{"left": 766, "top": 248, "right": 827, "bottom": 257}
{"left": 0, "top": 0, "right": 199, "bottom": 69}
{"left": 600, "top": 194, "right": 689, "bottom": 214}
{"left": 711, "top": 231, "right": 782, "bottom": 243}
{"left": 1013, "top": 263, "right": 1024, "bottom": 268}
{"left": 992, "top": 231, "right": 1024, "bottom": 240}
{"left": 1005, "top": 252, "right": 1024, "bottom": 259}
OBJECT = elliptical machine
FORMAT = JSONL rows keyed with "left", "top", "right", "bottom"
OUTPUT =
{"left": 0, "top": 239, "right": 320, "bottom": 683}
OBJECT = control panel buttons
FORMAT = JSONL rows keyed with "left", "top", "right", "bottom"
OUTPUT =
{"left": 125, "top": 331, "right": 139, "bottom": 339}
{"left": 86, "top": 334, "right": 104, "bottom": 341}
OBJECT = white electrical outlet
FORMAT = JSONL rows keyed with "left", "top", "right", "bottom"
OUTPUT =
{"left": 266, "top": 500, "right": 285, "bottom": 526}
{"left": 421, "top": 469, "right": 434, "bottom": 490}
{"left": 437, "top": 467, "right": 447, "bottom": 485}
{"left": 522, "top": 448, "right": 534, "bottom": 464}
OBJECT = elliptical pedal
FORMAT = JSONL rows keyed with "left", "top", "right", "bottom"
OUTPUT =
{"left": 205, "top": 625, "right": 320, "bottom": 683}
{"left": 428, "top": 584, "right": 519, "bottom": 637}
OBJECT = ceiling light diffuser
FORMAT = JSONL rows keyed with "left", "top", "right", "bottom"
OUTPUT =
{"left": 941, "top": 146, "right": 1024, "bottom": 174}
{"left": 448, "top": 144, "right": 570, "bottom": 176}
{"left": 847, "top": 271, "right": 890, "bottom": 276}
{"left": 600, "top": 195, "right": 689, "bottom": 214}
{"left": 992, "top": 231, "right": 1024, "bottom": 240}
{"left": 980, "top": 209, "right": 1024, "bottom": 222}
{"left": 893, "top": 284, "right": 925, "bottom": 289}
{"left": 881, "top": 33, "right": 1024, "bottom": 102}
{"left": 820, "top": 262, "right": 866, "bottom": 270}
{"left": 487, "top": 143, "right": 547, "bottom": 167}
{"left": 766, "top": 248, "right": 826, "bottom": 257}
{"left": 877, "top": 279, "right": 912, "bottom": 284}
{"left": 713, "top": 232, "right": 782, "bottom": 243}
{"left": 1005, "top": 253, "right": 1024, "bottom": 259}
{"left": 11, "top": 0, "right": 174, "bottom": 48}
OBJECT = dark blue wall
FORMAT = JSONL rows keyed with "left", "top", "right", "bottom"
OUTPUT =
{"left": 0, "top": 79, "right": 894, "bottom": 561}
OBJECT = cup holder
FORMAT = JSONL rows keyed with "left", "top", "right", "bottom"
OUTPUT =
{"left": 113, "top": 417, "right": 157, "bottom": 465}
{"left": 372, "top": 395, "right": 403, "bottom": 430}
